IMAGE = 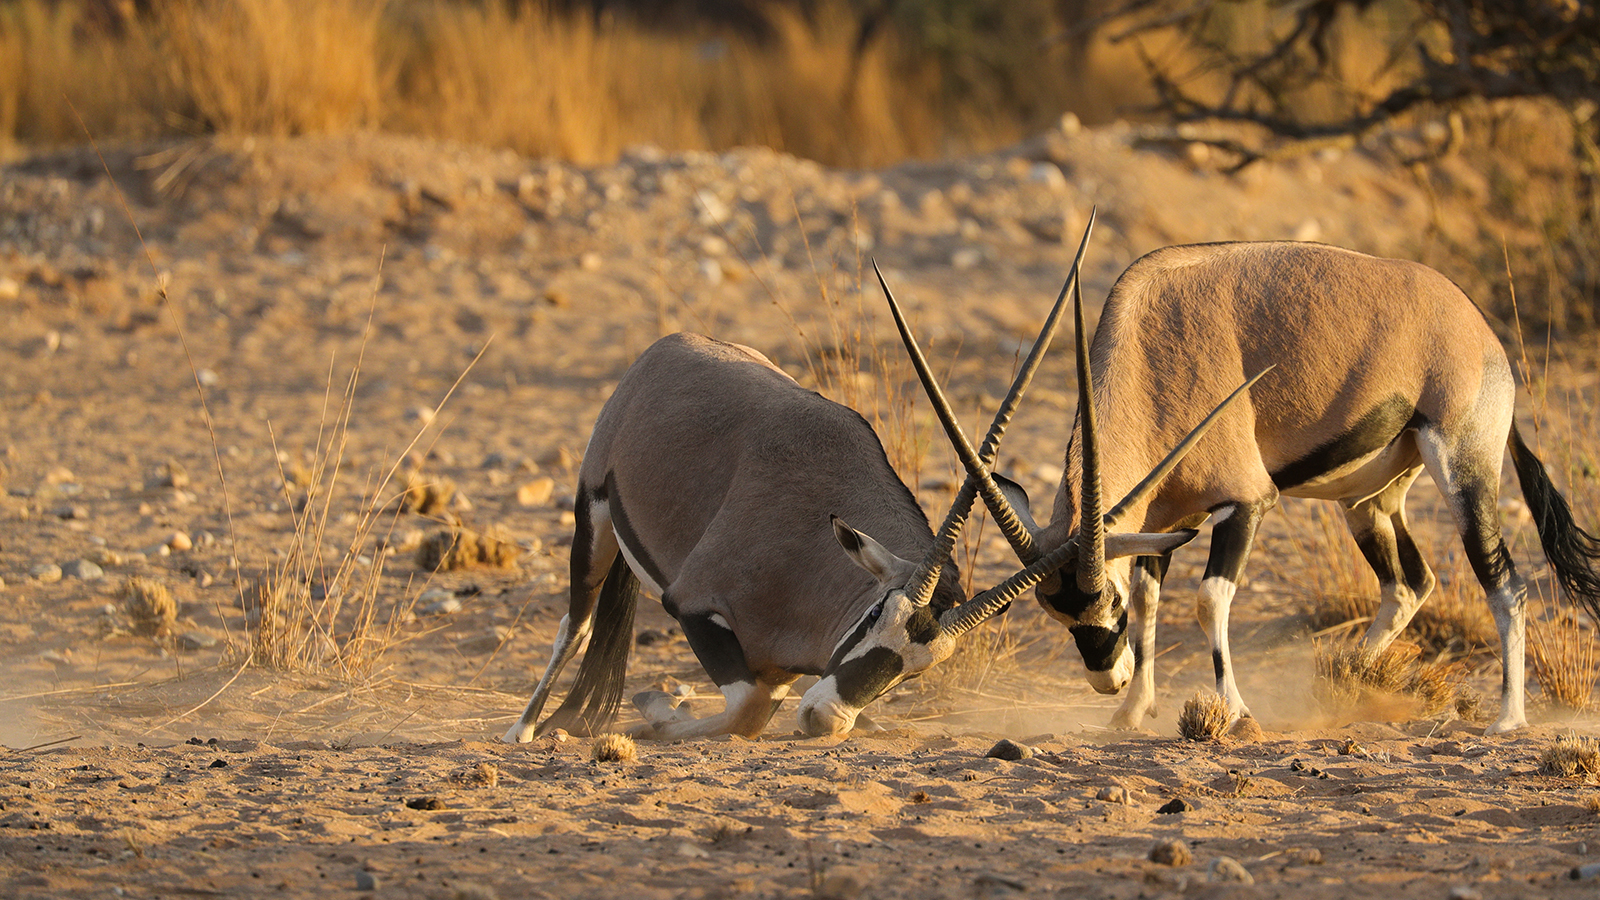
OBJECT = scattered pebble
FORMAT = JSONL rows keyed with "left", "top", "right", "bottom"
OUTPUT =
{"left": 404, "top": 796, "right": 445, "bottom": 811}
{"left": 1096, "top": 785, "right": 1130, "bottom": 804}
{"left": 30, "top": 563, "right": 63, "bottom": 583}
{"left": 1447, "top": 886, "right": 1483, "bottom": 900}
{"left": 61, "top": 558, "right": 105, "bottom": 580}
{"left": 177, "top": 631, "right": 219, "bottom": 651}
{"left": 1571, "top": 862, "right": 1600, "bottom": 880}
{"left": 419, "top": 589, "right": 462, "bottom": 615}
{"left": 1208, "top": 856, "right": 1253, "bottom": 884}
{"left": 166, "top": 531, "right": 193, "bottom": 552}
{"left": 517, "top": 477, "right": 556, "bottom": 507}
{"left": 354, "top": 870, "right": 378, "bottom": 891}
{"left": 1157, "top": 797, "right": 1195, "bottom": 815}
{"left": 985, "top": 739, "right": 1033, "bottom": 761}
{"left": 141, "top": 542, "right": 171, "bottom": 557}
{"left": 1284, "top": 847, "right": 1324, "bottom": 866}
{"left": 49, "top": 504, "right": 88, "bottom": 520}
{"left": 1149, "top": 839, "right": 1191, "bottom": 867}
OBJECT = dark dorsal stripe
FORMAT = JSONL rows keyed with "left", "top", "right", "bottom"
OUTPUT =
{"left": 1271, "top": 395, "right": 1426, "bottom": 491}
{"left": 604, "top": 470, "right": 670, "bottom": 591}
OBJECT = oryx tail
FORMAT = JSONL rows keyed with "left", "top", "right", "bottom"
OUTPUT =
{"left": 1509, "top": 424, "right": 1600, "bottom": 621}
{"left": 539, "top": 555, "right": 639, "bottom": 736}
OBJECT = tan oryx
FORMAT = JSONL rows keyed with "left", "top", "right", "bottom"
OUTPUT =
{"left": 903, "top": 240, "right": 1600, "bottom": 736}
{"left": 501, "top": 231, "right": 1260, "bottom": 742}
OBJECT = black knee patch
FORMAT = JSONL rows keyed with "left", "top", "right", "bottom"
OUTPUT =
{"left": 679, "top": 613, "right": 754, "bottom": 688}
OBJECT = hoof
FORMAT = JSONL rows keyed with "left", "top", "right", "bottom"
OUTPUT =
{"left": 633, "top": 690, "right": 694, "bottom": 725}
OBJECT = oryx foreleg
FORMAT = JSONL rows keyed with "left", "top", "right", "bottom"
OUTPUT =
{"left": 1343, "top": 465, "right": 1434, "bottom": 650}
{"left": 1109, "top": 554, "right": 1171, "bottom": 730}
{"left": 504, "top": 491, "right": 615, "bottom": 743}
{"left": 630, "top": 611, "right": 796, "bottom": 740}
{"left": 1196, "top": 500, "right": 1272, "bottom": 721}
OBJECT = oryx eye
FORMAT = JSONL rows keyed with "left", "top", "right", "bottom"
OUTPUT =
{"left": 864, "top": 600, "right": 885, "bottom": 626}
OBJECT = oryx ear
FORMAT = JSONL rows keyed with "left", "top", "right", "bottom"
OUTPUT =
{"left": 993, "top": 473, "right": 1040, "bottom": 536}
{"left": 832, "top": 515, "right": 915, "bottom": 585}
{"left": 1106, "top": 528, "right": 1199, "bottom": 559}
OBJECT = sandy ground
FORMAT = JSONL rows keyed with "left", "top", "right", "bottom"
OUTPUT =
{"left": 3, "top": 124, "right": 1600, "bottom": 898}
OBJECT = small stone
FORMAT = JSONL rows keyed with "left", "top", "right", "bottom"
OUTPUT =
{"left": 141, "top": 543, "right": 170, "bottom": 557}
{"left": 30, "top": 563, "right": 63, "bottom": 583}
{"left": 1149, "top": 839, "right": 1192, "bottom": 866}
{"left": 1447, "top": 887, "right": 1483, "bottom": 900}
{"left": 579, "top": 251, "right": 603, "bottom": 271}
{"left": 405, "top": 796, "right": 445, "bottom": 811}
{"left": 676, "top": 842, "right": 709, "bottom": 859}
{"left": 1157, "top": 797, "right": 1194, "bottom": 815}
{"left": 1096, "top": 785, "right": 1130, "bottom": 804}
{"left": 49, "top": 504, "right": 88, "bottom": 520}
{"left": 1208, "top": 856, "right": 1253, "bottom": 884}
{"left": 61, "top": 559, "right": 105, "bottom": 580}
{"left": 985, "top": 739, "right": 1033, "bottom": 761}
{"left": 44, "top": 466, "right": 75, "bottom": 485}
{"left": 419, "top": 589, "right": 461, "bottom": 615}
{"left": 517, "top": 477, "right": 556, "bottom": 507}
{"left": 0, "top": 276, "right": 19, "bottom": 301}
{"left": 1284, "top": 847, "right": 1323, "bottom": 866}
{"left": 91, "top": 548, "right": 126, "bottom": 567}
{"left": 177, "top": 631, "right": 219, "bottom": 651}
{"left": 951, "top": 247, "right": 983, "bottom": 270}
{"left": 165, "top": 531, "right": 193, "bottom": 552}
{"left": 354, "top": 870, "right": 378, "bottom": 891}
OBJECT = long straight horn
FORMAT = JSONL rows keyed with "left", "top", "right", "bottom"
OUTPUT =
{"left": 876, "top": 210, "right": 1097, "bottom": 583}
{"left": 1073, "top": 265, "right": 1106, "bottom": 597}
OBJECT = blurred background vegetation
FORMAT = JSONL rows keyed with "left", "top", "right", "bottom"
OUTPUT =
{"left": 0, "top": 0, "right": 1596, "bottom": 327}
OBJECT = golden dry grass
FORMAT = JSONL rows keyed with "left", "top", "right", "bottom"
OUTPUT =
{"left": 1314, "top": 640, "right": 1458, "bottom": 720}
{"left": 416, "top": 524, "right": 522, "bottom": 572}
{"left": 591, "top": 732, "right": 638, "bottom": 763}
{"left": 1177, "top": 690, "right": 1230, "bottom": 742}
{"left": 1530, "top": 598, "right": 1600, "bottom": 713}
{"left": 1539, "top": 734, "right": 1600, "bottom": 778}
{"left": 120, "top": 576, "right": 177, "bottom": 637}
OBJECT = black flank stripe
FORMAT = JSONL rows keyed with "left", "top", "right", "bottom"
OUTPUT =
{"left": 604, "top": 471, "right": 669, "bottom": 590}
{"left": 1272, "top": 396, "right": 1425, "bottom": 491}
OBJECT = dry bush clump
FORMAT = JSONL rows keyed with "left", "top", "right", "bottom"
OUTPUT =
{"left": 1177, "top": 691, "right": 1231, "bottom": 742}
{"left": 417, "top": 525, "right": 521, "bottom": 572}
{"left": 120, "top": 576, "right": 176, "bottom": 636}
{"left": 1314, "top": 641, "right": 1458, "bottom": 720}
{"left": 1530, "top": 605, "right": 1600, "bottom": 713}
{"left": 400, "top": 470, "right": 456, "bottom": 517}
{"left": 1539, "top": 735, "right": 1600, "bottom": 778}
{"left": 915, "top": 618, "right": 1025, "bottom": 701}
{"left": 591, "top": 733, "right": 637, "bottom": 763}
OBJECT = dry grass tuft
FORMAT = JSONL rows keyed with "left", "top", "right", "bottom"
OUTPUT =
{"left": 417, "top": 525, "right": 521, "bottom": 572}
{"left": 1530, "top": 603, "right": 1600, "bottom": 713}
{"left": 1314, "top": 641, "right": 1458, "bottom": 720}
{"left": 1177, "top": 691, "right": 1231, "bottom": 742}
{"left": 591, "top": 733, "right": 637, "bottom": 763}
{"left": 1538, "top": 734, "right": 1600, "bottom": 778}
{"left": 120, "top": 576, "right": 176, "bottom": 636}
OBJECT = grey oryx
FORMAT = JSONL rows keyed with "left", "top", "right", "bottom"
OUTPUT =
{"left": 908, "top": 240, "right": 1600, "bottom": 736}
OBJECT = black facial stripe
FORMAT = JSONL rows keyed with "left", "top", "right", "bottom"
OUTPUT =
{"left": 678, "top": 613, "right": 754, "bottom": 688}
{"left": 830, "top": 646, "right": 905, "bottom": 708}
{"left": 824, "top": 600, "right": 883, "bottom": 674}
{"left": 1070, "top": 615, "right": 1128, "bottom": 671}
{"left": 1271, "top": 395, "right": 1426, "bottom": 491}
{"left": 604, "top": 471, "right": 669, "bottom": 591}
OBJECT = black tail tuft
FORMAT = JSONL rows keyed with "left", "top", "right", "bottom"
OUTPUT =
{"left": 1510, "top": 425, "right": 1600, "bottom": 623}
{"left": 538, "top": 555, "right": 639, "bottom": 737}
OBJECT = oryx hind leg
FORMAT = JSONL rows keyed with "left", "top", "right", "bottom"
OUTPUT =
{"left": 631, "top": 609, "right": 796, "bottom": 740}
{"left": 503, "top": 488, "right": 617, "bottom": 743}
{"left": 1110, "top": 554, "right": 1170, "bottom": 730}
{"left": 1417, "top": 422, "right": 1527, "bottom": 734}
{"left": 1196, "top": 499, "right": 1274, "bottom": 721}
{"left": 1343, "top": 464, "right": 1435, "bottom": 650}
